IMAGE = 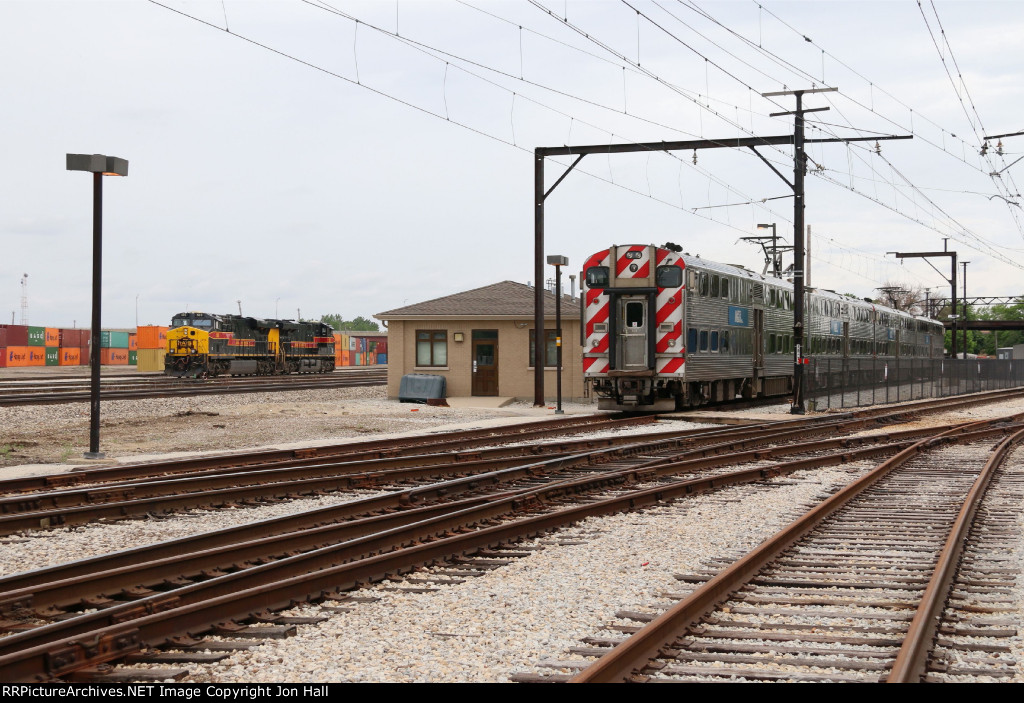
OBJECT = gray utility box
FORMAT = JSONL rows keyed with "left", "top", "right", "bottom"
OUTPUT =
{"left": 398, "top": 374, "right": 447, "bottom": 403}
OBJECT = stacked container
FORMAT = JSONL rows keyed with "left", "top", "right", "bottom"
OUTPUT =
{"left": 135, "top": 325, "right": 168, "bottom": 371}
{"left": 1, "top": 325, "right": 29, "bottom": 368}
{"left": 59, "top": 329, "right": 90, "bottom": 366}
{"left": 100, "top": 330, "right": 131, "bottom": 365}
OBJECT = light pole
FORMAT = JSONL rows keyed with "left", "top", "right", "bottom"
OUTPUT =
{"left": 547, "top": 255, "right": 568, "bottom": 414}
{"left": 67, "top": 153, "right": 129, "bottom": 459}
{"left": 275, "top": 297, "right": 281, "bottom": 318}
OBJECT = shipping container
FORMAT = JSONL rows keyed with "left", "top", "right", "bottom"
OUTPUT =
{"left": 45, "top": 348, "right": 59, "bottom": 366}
{"left": 0, "top": 348, "right": 5, "bottom": 367}
{"left": 59, "top": 329, "right": 81, "bottom": 347}
{"left": 59, "top": 348, "right": 82, "bottom": 366}
{"left": 100, "top": 330, "right": 131, "bottom": 348}
{"left": 27, "top": 327, "right": 45, "bottom": 347}
{"left": 0, "top": 329, "right": 5, "bottom": 348}
{"left": 78, "top": 346, "right": 90, "bottom": 365}
{"left": 0, "top": 325, "right": 29, "bottom": 347}
{"left": 136, "top": 349, "right": 165, "bottom": 372}
{"left": 100, "top": 348, "right": 130, "bottom": 365}
{"left": 128, "top": 350, "right": 137, "bottom": 365}
{"left": 378, "top": 353, "right": 387, "bottom": 365}
{"left": 44, "top": 328, "right": 60, "bottom": 346}
{"left": 129, "top": 334, "right": 138, "bottom": 351}
{"left": 136, "top": 326, "right": 166, "bottom": 350}
{"left": 27, "top": 348, "right": 46, "bottom": 366}
{"left": 5, "top": 347, "right": 29, "bottom": 367}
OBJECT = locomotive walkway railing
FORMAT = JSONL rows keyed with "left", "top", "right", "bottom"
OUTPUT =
{"left": 805, "top": 357, "right": 1024, "bottom": 410}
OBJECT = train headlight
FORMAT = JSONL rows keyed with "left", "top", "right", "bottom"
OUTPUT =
{"left": 591, "top": 339, "right": 600, "bottom": 347}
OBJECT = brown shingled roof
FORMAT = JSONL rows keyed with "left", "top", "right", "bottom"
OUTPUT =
{"left": 375, "top": 280, "right": 577, "bottom": 319}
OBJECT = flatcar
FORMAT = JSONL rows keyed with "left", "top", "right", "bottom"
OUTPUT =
{"left": 581, "top": 244, "right": 944, "bottom": 411}
{"left": 165, "top": 312, "right": 336, "bottom": 377}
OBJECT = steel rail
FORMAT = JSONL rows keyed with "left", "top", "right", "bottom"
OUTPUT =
{"left": 568, "top": 413, "right": 1024, "bottom": 683}
{"left": 0, "top": 414, "right": 659, "bottom": 494}
{"left": 0, "top": 370, "right": 387, "bottom": 406}
{"left": 886, "top": 425, "right": 1024, "bottom": 682}
{"left": 0, "top": 419, "right": 963, "bottom": 606}
{"left": 0, "top": 418, "right": 1019, "bottom": 681}
{"left": 0, "top": 410, "right": 917, "bottom": 530}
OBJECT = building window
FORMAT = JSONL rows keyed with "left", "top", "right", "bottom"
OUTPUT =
{"left": 529, "top": 329, "right": 559, "bottom": 367}
{"left": 416, "top": 330, "right": 447, "bottom": 366}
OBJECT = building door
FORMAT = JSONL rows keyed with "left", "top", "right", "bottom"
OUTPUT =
{"left": 472, "top": 330, "right": 498, "bottom": 396}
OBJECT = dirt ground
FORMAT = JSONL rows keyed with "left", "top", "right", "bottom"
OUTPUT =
{"left": 0, "top": 384, "right": 589, "bottom": 469}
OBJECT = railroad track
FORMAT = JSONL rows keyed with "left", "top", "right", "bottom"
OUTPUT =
{"left": 559, "top": 419, "right": 1024, "bottom": 683}
{"left": 0, "top": 368, "right": 387, "bottom": 406}
{"left": 0, "top": 390, "right": 1022, "bottom": 682}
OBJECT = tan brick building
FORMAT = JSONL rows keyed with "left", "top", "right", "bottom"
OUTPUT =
{"left": 375, "top": 281, "right": 584, "bottom": 402}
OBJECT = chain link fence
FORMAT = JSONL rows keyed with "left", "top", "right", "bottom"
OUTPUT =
{"left": 804, "top": 357, "right": 1024, "bottom": 410}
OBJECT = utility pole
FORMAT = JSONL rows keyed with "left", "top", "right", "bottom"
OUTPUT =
{"left": 742, "top": 223, "right": 793, "bottom": 278}
{"left": 532, "top": 86, "right": 911, "bottom": 408}
{"left": 962, "top": 261, "right": 970, "bottom": 356}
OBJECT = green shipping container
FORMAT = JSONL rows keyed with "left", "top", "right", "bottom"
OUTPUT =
{"left": 45, "top": 347, "right": 59, "bottom": 366}
{"left": 128, "top": 350, "right": 137, "bottom": 365}
{"left": 100, "top": 330, "right": 130, "bottom": 348}
{"left": 28, "top": 327, "right": 45, "bottom": 346}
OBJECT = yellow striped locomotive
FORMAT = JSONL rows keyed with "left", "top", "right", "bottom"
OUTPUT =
{"left": 582, "top": 244, "right": 945, "bottom": 411}
{"left": 165, "top": 312, "right": 336, "bottom": 377}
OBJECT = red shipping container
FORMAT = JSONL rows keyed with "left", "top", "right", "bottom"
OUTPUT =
{"left": 100, "top": 348, "right": 129, "bottom": 365}
{"left": 59, "top": 348, "right": 81, "bottom": 366}
{"left": 0, "top": 329, "right": 6, "bottom": 348}
{"left": 27, "top": 348, "right": 46, "bottom": 366}
{"left": 79, "top": 346, "right": 91, "bottom": 365}
{"left": 0, "top": 325, "right": 28, "bottom": 347}
{"left": 0, "top": 348, "right": 5, "bottom": 367}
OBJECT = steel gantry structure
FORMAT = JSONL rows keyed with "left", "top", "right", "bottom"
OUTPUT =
{"left": 533, "top": 87, "right": 911, "bottom": 413}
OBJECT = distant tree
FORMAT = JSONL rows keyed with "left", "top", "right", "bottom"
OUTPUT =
{"left": 875, "top": 281, "right": 925, "bottom": 314}
{"left": 320, "top": 314, "right": 380, "bottom": 332}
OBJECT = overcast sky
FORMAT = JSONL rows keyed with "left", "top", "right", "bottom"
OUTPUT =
{"left": 1, "top": 0, "right": 1022, "bottom": 330}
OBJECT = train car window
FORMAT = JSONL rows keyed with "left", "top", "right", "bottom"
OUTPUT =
{"left": 698, "top": 272, "right": 709, "bottom": 297}
{"left": 688, "top": 328, "right": 698, "bottom": 352}
{"left": 768, "top": 333, "right": 776, "bottom": 354}
{"left": 721, "top": 330, "right": 731, "bottom": 353}
{"left": 710, "top": 275, "right": 720, "bottom": 297}
{"left": 699, "top": 330, "right": 709, "bottom": 352}
{"left": 656, "top": 265, "right": 682, "bottom": 288}
{"left": 625, "top": 302, "right": 644, "bottom": 327}
{"left": 585, "top": 266, "right": 609, "bottom": 288}
{"left": 710, "top": 330, "right": 719, "bottom": 352}
{"left": 721, "top": 278, "right": 729, "bottom": 299}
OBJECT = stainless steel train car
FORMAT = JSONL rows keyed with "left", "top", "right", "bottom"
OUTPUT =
{"left": 582, "top": 244, "right": 945, "bottom": 411}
